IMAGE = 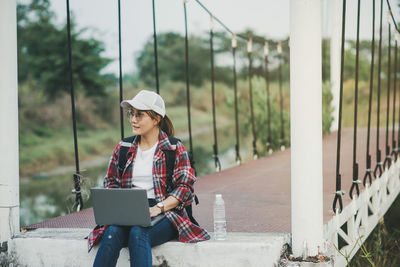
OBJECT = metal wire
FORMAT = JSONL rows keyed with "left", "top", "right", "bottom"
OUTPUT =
{"left": 118, "top": 0, "right": 124, "bottom": 140}
{"left": 386, "top": 0, "right": 400, "bottom": 33}
{"left": 397, "top": 40, "right": 400, "bottom": 156}
{"left": 333, "top": 0, "right": 347, "bottom": 213}
{"left": 392, "top": 39, "right": 398, "bottom": 161}
{"left": 264, "top": 43, "right": 272, "bottom": 154}
{"left": 373, "top": 0, "right": 384, "bottom": 179}
{"left": 247, "top": 46, "right": 258, "bottom": 159}
{"left": 278, "top": 43, "right": 285, "bottom": 150}
{"left": 232, "top": 42, "right": 241, "bottom": 164}
{"left": 183, "top": 2, "right": 195, "bottom": 166}
{"left": 209, "top": 21, "right": 221, "bottom": 171}
{"left": 192, "top": 0, "right": 268, "bottom": 45}
{"left": 398, "top": 44, "right": 400, "bottom": 156}
{"left": 363, "top": 0, "right": 376, "bottom": 187}
{"left": 152, "top": 0, "right": 160, "bottom": 94}
{"left": 193, "top": 0, "right": 233, "bottom": 35}
{"left": 383, "top": 23, "right": 392, "bottom": 170}
{"left": 66, "top": 0, "right": 83, "bottom": 211}
{"left": 386, "top": 4, "right": 400, "bottom": 161}
{"left": 350, "top": 0, "right": 361, "bottom": 199}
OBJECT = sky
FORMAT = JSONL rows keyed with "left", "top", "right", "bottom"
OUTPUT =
{"left": 18, "top": 0, "right": 400, "bottom": 75}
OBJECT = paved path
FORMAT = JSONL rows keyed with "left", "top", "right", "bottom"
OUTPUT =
{"left": 194, "top": 127, "right": 391, "bottom": 233}
{"left": 24, "top": 128, "right": 393, "bottom": 234}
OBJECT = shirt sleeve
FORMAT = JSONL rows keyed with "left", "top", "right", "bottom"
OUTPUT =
{"left": 168, "top": 141, "right": 196, "bottom": 211}
{"left": 103, "top": 143, "right": 122, "bottom": 188}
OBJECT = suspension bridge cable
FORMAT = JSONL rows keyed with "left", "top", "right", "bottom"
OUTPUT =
{"left": 264, "top": 41, "right": 273, "bottom": 155}
{"left": 392, "top": 38, "right": 398, "bottom": 161}
{"left": 364, "top": 0, "right": 376, "bottom": 187}
{"left": 398, "top": 40, "right": 400, "bottom": 156}
{"left": 247, "top": 39, "right": 259, "bottom": 159}
{"left": 192, "top": 0, "right": 267, "bottom": 45}
{"left": 397, "top": 39, "right": 400, "bottom": 157}
{"left": 183, "top": 0, "right": 196, "bottom": 174}
{"left": 333, "top": 0, "right": 347, "bottom": 213}
{"left": 209, "top": 16, "right": 222, "bottom": 172}
{"left": 384, "top": 0, "right": 400, "bottom": 161}
{"left": 231, "top": 35, "right": 241, "bottom": 164}
{"left": 152, "top": 0, "right": 160, "bottom": 94}
{"left": 278, "top": 42, "right": 285, "bottom": 151}
{"left": 190, "top": 0, "right": 285, "bottom": 159}
{"left": 118, "top": 0, "right": 124, "bottom": 140}
{"left": 373, "top": 0, "right": 384, "bottom": 178}
{"left": 386, "top": 0, "right": 400, "bottom": 33}
{"left": 185, "top": 0, "right": 268, "bottom": 167}
{"left": 350, "top": 0, "right": 361, "bottom": 199}
{"left": 193, "top": 0, "right": 233, "bottom": 35}
{"left": 383, "top": 22, "right": 392, "bottom": 170}
{"left": 386, "top": 0, "right": 400, "bottom": 157}
{"left": 66, "top": 0, "right": 83, "bottom": 212}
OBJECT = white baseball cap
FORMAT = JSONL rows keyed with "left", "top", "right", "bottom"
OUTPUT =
{"left": 120, "top": 90, "right": 166, "bottom": 118}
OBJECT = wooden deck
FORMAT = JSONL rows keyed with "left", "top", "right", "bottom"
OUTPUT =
{"left": 24, "top": 128, "right": 393, "bottom": 234}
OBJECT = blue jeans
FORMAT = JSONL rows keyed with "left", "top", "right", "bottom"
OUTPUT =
{"left": 93, "top": 199, "right": 178, "bottom": 267}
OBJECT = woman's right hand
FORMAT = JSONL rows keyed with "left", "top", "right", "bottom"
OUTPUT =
{"left": 149, "top": 206, "right": 162, "bottom": 217}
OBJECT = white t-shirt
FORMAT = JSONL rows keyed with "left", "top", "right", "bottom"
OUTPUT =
{"left": 132, "top": 142, "right": 158, "bottom": 199}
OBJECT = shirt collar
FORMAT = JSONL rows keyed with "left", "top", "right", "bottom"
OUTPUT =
{"left": 158, "top": 130, "right": 177, "bottom": 151}
{"left": 128, "top": 129, "right": 175, "bottom": 156}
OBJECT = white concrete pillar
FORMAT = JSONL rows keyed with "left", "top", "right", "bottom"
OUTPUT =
{"left": 330, "top": 0, "right": 341, "bottom": 131}
{"left": 0, "top": 0, "right": 20, "bottom": 244}
{"left": 289, "top": 0, "right": 324, "bottom": 257}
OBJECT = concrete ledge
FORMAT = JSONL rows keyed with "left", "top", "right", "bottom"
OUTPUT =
{"left": 8, "top": 228, "right": 290, "bottom": 267}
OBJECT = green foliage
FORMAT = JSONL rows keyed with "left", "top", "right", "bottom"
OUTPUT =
{"left": 343, "top": 40, "right": 372, "bottom": 82}
{"left": 232, "top": 77, "right": 289, "bottom": 153}
{"left": 351, "top": 196, "right": 400, "bottom": 266}
{"left": 322, "top": 39, "right": 372, "bottom": 84}
{"left": 136, "top": 32, "right": 211, "bottom": 87}
{"left": 17, "top": 0, "right": 114, "bottom": 99}
{"left": 135, "top": 31, "right": 290, "bottom": 89}
{"left": 232, "top": 77, "right": 332, "bottom": 155}
{"left": 323, "top": 82, "right": 334, "bottom": 134}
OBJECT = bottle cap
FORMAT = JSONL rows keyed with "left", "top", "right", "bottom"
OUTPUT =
{"left": 216, "top": 194, "right": 222, "bottom": 198}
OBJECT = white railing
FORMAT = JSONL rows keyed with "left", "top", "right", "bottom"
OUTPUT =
{"left": 324, "top": 160, "right": 400, "bottom": 266}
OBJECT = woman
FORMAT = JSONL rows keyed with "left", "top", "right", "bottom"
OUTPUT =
{"left": 88, "top": 90, "right": 210, "bottom": 267}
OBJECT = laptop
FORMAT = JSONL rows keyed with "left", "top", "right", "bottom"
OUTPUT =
{"left": 90, "top": 187, "right": 165, "bottom": 227}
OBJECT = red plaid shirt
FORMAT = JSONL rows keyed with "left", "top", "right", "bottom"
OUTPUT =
{"left": 87, "top": 130, "right": 210, "bottom": 252}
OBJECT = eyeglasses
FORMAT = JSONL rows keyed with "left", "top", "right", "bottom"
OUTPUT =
{"left": 126, "top": 109, "right": 146, "bottom": 120}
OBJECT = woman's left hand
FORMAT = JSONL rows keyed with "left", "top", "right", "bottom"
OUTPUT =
{"left": 149, "top": 206, "right": 162, "bottom": 217}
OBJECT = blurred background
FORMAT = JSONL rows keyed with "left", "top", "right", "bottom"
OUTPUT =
{"left": 17, "top": 0, "right": 296, "bottom": 227}
{"left": 16, "top": 0, "right": 400, "bottom": 264}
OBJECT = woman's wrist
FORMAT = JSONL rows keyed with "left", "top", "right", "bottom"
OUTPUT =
{"left": 156, "top": 202, "right": 165, "bottom": 213}
{"left": 153, "top": 196, "right": 180, "bottom": 214}
{"left": 150, "top": 205, "right": 162, "bottom": 217}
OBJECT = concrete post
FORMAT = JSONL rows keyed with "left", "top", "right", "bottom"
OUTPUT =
{"left": 0, "top": 0, "right": 20, "bottom": 244}
{"left": 330, "top": 0, "right": 341, "bottom": 131}
{"left": 289, "top": 0, "right": 324, "bottom": 257}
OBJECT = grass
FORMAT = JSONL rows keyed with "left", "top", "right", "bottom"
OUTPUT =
{"left": 18, "top": 103, "right": 221, "bottom": 177}
{"left": 19, "top": 127, "right": 119, "bottom": 176}
{"left": 350, "top": 195, "right": 400, "bottom": 266}
{"left": 341, "top": 78, "right": 400, "bottom": 128}
{"left": 18, "top": 78, "right": 261, "bottom": 177}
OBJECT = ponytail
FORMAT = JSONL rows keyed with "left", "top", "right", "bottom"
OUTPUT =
{"left": 146, "top": 110, "right": 175, "bottom": 136}
{"left": 160, "top": 115, "right": 174, "bottom": 136}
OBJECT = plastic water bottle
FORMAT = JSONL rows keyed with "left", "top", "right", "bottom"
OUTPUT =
{"left": 213, "top": 194, "right": 227, "bottom": 240}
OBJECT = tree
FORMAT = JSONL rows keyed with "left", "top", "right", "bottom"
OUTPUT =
{"left": 136, "top": 32, "right": 236, "bottom": 88}
{"left": 17, "top": 0, "right": 114, "bottom": 99}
